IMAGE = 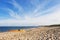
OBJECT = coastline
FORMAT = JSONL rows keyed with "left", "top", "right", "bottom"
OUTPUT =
{"left": 0, "top": 26, "right": 60, "bottom": 40}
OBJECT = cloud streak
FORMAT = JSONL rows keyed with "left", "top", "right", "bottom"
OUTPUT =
{"left": 0, "top": 5, "right": 60, "bottom": 26}
{"left": 0, "top": 0, "right": 60, "bottom": 26}
{"left": 6, "top": 0, "right": 24, "bottom": 19}
{"left": 7, "top": 8, "right": 22, "bottom": 19}
{"left": 31, "top": 0, "right": 52, "bottom": 16}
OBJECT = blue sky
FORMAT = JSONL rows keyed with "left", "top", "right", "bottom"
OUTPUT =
{"left": 0, "top": 0, "right": 60, "bottom": 26}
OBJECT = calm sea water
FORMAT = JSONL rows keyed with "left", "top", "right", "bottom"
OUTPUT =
{"left": 0, "top": 26, "right": 38, "bottom": 32}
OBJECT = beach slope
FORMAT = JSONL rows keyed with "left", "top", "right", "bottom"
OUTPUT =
{"left": 0, "top": 27, "right": 60, "bottom": 40}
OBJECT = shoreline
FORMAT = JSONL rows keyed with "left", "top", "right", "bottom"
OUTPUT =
{"left": 0, "top": 27, "right": 60, "bottom": 40}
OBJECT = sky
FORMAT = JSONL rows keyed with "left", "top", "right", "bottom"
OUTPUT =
{"left": 0, "top": 0, "right": 60, "bottom": 26}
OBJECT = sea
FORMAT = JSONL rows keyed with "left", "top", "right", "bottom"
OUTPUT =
{"left": 0, "top": 26, "right": 38, "bottom": 32}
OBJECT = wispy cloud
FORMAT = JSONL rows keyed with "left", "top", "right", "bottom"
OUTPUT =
{"left": 30, "top": 0, "right": 52, "bottom": 16}
{"left": 7, "top": 8, "right": 21, "bottom": 19}
{"left": 0, "top": 0, "right": 60, "bottom": 26}
{"left": 34, "top": 4, "right": 60, "bottom": 16}
{"left": 9, "top": 0, "right": 24, "bottom": 12}
{"left": 6, "top": 0, "right": 24, "bottom": 19}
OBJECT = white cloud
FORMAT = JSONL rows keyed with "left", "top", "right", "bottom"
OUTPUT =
{"left": 0, "top": 4, "right": 60, "bottom": 26}
{"left": 34, "top": 4, "right": 60, "bottom": 16}
{"left": 9, "top": 0, "right": 24, "bottom": 12}
{"left": 7, "top": 0, "right": 24, "bottom": 19}
{"left": 31, "top": 0, "right": 52, "bottom": 16}
{"left": 7, "top": 8, "right": 21, "bottom": 19}
{"left": 0, "top": 0, "right": 60, "bottom": 26}
{"left": 0, "top": 7, "right": 60, "bottom": 26}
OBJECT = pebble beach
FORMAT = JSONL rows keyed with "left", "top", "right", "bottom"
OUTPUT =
{"left": 0, "top": 27, "right": 60, "bottom": 40}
